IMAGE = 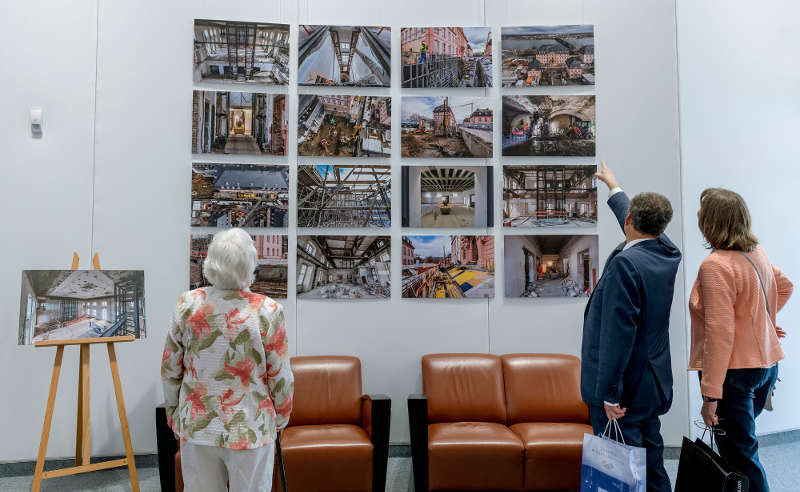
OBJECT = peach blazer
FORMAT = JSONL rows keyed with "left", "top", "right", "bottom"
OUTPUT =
{"left": 689, "top": 245, "right": 793, "bottom": 399}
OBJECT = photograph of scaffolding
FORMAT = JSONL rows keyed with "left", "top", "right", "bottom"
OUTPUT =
{"left": 297, "top": 236, "right": 390, "bottom": 299}
{"left": 501, "top": 25, "right": 595, "bottom": 87}
{"left": 401, "top": 27, "right": 492, "bottom": 88}
{"left": 297, "top": 165, "right": 390, "bottom": 228}
{"left": 191, "top": 234, "right": 288, "bottom": 299}
{"left": 502, "top": 95, "right": 595, "bottom": 156}
{"left": 402, "top": 166, "right": 493, "bottom": 228}
{"left": 191, "top": 164, "right": 289, "bottom": 227}
{"left": 297, "top": 95, "right": 391, "bottom": 157}
{"left": 504, "top": 235, "right": 598, "bottom": 298}
{"left": 298, "top": 25, "right": 391, "bottom": 87}
{"left": 192, "top": 90, "right": 287, "bottom": 155}
{"left": 402, "top": 235, "right": 495, "bottom": 299}
{"left": 503, "top": 165, "right": 597, "bottom": 227}
{"left": 19, "top": 270, "right": 146, "bottom": 344}
{"left": 193, "top": 19, "right": 289, "bottom": 85}
{"left": 402, "top": 96, "right": 492, "bottom": 158}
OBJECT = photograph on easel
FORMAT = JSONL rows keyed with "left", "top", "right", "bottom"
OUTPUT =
{"left": 18, "top": 270, "right": 146, "bottom": 344}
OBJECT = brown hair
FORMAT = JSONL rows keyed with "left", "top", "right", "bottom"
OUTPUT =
{"left": 698, "top": 188, "right": 758, "bottom": 252}
{"left": 629, "top": 192, "right": 673, "bottom": 236}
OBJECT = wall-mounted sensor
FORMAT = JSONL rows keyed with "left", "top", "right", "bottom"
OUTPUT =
{"left": 31, "top": 107, "right": 43, "bottom": 137}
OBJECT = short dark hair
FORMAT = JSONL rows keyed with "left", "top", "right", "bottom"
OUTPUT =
{"left": 629, "top": 192, "right": 673, "bottom": 236}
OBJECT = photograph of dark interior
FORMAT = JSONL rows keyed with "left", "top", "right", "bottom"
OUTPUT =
{"left": 298, "top": 25, "right": 391, "bottom": 86}
{"left": 504, "top": 235, "right": 598, "bottom": 298}
{"left": 19, "top": 270, "right": 146, "bottom": 344}
{"left": 297, "top": 95, "right": 391, "bottom": 157}
{"left": 297, "top": 236, "right": 390, "bottom": 299}
{"left": 501, "top": 25, "right": 594, "bottom": 87}
{"left": 191, "top": 90, "right": 287, "bottom": 156}
{"left": 502, "top": 95, "right": 595, "bottom": 156}
{"left": 193, "top": 19, "right": 289, "bottom": 85}
{"left": 503, "top": 165, "right": 597, "bottom": 227}
{"left": 402, "top": 166, "right": 493, "bottom": 228}
{"left": 297, "top": 165, "right": 391, "bottom": 228}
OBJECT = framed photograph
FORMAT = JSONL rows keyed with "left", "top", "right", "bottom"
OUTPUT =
{"left": 401, "top": 27, "right": 492, "bottom": 88}
{"left": 298, "top": 25, "right": 391, "bottom": 87}
{"left": 297, "top": 165, "right": 390, "bottom": 228}
{"left": 502, "top": 95, "right": 595, "bottom": 156}
{"left": 297, "top": 95, "right": 391, "bottom": 157}
{"left": 402, "top": 166, "right": 493, "bottom": 228}
{"left": 402, "top": 96, "right": 493, "bottom": 158}
{"left": 503, "top": 165, "right": 597, "bottom": 227}
{"left": 501, "top": 25, "right": 594, "bottom": 87}
{"left": 297, "top": 236, "right": 390, "bottom": 299}
{"left": 19, "top": 270, "right": 146, "bottom": 344}
{"left": 401, "top": 235, "right": 495, "bottom": 298}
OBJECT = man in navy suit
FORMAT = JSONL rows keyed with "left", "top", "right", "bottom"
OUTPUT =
{"left": 581, "top": 161, "right": 682, "bottom": 492}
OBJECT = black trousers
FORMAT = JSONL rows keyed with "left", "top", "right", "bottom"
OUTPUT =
{"left": 590, "top": 406, "right": 672, "bottom": 492}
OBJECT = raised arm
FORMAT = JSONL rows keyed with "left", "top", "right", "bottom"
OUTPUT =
{"left": 594, "top": 160, "right": 628, "bottom": 234}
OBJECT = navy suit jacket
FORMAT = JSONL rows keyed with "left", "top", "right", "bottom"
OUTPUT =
{"left": 580, "top": 192, "right": 682, "bottom": 420}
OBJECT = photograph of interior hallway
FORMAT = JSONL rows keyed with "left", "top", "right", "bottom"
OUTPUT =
{"left": 403, "top": 166, "right": 492, "bottom": 228}
{"left": 504, "top": 235, "right": 598, "bottom": 297}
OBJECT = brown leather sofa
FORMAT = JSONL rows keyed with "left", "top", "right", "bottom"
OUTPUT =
{"left": 408, "top": 353, "right": 592, "bottom": 491}
{"left": 157, "top": 355, "right": 390, "bottom": 492}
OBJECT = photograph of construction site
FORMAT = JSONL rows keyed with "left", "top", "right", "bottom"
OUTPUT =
{"left": 402, "top": 235, "right": 495, "bottom": 299}
{"left": 191, "top": 234, "right": 288, "bottom": 299}
{"left": 501, "top": 25, "right": 595, "bottom": 87}
{"left": 401, "top": 166, "right": 493, "bottom": 228}
{"left": 298, "top": 25, "right": 391, "bottom": 87}
{"left": 297, "top": 95, "right": 391, "bottom": 157}
{"left": 297, "top": 165, "right": 391, "bottom": 228}
{"left": 502, "top": 95, "right": 595, "bottom": 156}
{"left": 504, "top": 235, "right": 598, "bottom": 298}
{"left": 192, "top": 90, "right": 287, "bottom": 155}
{"left": 193, "top": 19, "right": 289, "bottom": 86}
{"left": 191, "top": 164, "right": 289, "bottom": 227}
{"left": 503, "top": 165, "right": 597, "bottom": 227}
{"left": 401, "top": 27, "right": 492, "bottom": 88}
{"left": 401, "top": 96, "right": 493, "bottom": 158}
{"left": 297, "top": 236, "right": 390, "bottom": 299}
{"left": 19, "top": 270, "right": 146, "bottom": 344}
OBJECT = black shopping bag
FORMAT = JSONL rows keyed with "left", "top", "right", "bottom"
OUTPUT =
{"left": 674, "top": 436, "right": 749, "bottom": 492}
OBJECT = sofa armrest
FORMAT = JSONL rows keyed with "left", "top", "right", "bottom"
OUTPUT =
{"left": 156, "top": 405, "right": 179, "bottom": 492}
{"left": 408, "top": 394, "right": 429, "bottom": 492}
{"left": 362, "top": 394, "right": 391, "bottom": 492}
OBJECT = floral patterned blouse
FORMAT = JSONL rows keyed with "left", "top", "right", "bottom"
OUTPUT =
{"left": 161, "top": 287, "right": 293, "bottom": 449}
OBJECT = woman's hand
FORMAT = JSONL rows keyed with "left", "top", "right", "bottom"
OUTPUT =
{"left": 701, "top": 401, "right": 719, "bottom": 427}
{"left": 776, "top": 326, "right": 787, "bottom": 338}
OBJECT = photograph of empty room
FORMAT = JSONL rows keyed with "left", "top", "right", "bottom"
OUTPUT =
{"left": 19, "top": 270, "right": 146, "bottom": 344}
{"left": 193, "top": 19, "right": 289, "bottom": 85}
{"left": 402, "top": 166, "right": 493, "bottom": 228}
{"left": 402, "top": 235, "right": 494, "bottom": 299}
{"left": 297, "top": 236, "right": 390, "bottom": 299}
{"left": 297, "top": 164, "right": 391, "bottom": 228}
{"left": 192, "top": 90, "right": 287, "bottom": 155}
{"left": 191, "top": 234, "right": 288, "bottom": 299}
{"left": 298, "top": 25, "right": 391, "bottom": 87}
{"left": 504, "top": 235, "right": 598, "bottom": 298}
{"left": 503, "top": 165, "right": 597, "bottom": 227}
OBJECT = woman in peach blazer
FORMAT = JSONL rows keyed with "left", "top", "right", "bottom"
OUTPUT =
{"left": 689, "top": 188, "right": 793, "bottom": 492}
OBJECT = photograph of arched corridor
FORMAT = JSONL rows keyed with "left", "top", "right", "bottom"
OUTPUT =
{"left": 402, "top": 235, "right": 494, "bottom": 299}
{"left": 402, "top": 166, "right": 493, "bottom": 228}
{"left": 298, "top": 25, "right": 391, "bottom": 86}
{"left": 502, "top": 95, "right": 595, "bottom": 156}
{"left": 503, "top": 165, "right": 597, "bottom": 227}
{"left": 297, "top": 236, "right": 390, "bottom": 299}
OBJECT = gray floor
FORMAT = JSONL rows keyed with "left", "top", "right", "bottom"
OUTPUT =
{"left": 2, "top": 442, "right": 798, "bottom": 491}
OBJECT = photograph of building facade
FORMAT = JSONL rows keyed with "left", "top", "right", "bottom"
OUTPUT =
{"left": 297, "top": 95, "right": 390, "bottom": 157}
{"left": 191, "top": 234, "right": 288, "bottom": 299}
{"left": 501, "top": 25, "right": 594, "bottom": 87}
{"left": 297, "top": 165, "right": 390, "bottom": 228}
{"left": 504, "top": 235, "right": 598, "bottom": 298}
{"left": 401, "top": 27, "right": 492, "bottom": 88}
{"left": 401, "top": 166, "right": 493, "bottom": 228}
{"left": 192, "top": 90, "right": 287, "bottom": 155}
{"left": 402, "top": 235, "right": 494, "bottom": 299}
{"left": 502, "top": 95, "right": 595, "bottom": 156}
{"left": 297, "top": 236, "right": 390, "bottom": 299}
{"left": 193, "top": 19, "right": 289, "bottom": 85}
{"left": 503, "top": 165, "right": 597, "bottom": 227}
{"left": 402, "top": 96, "right": 492, "bottom": 158}
{"left": 298, "top": 25, "right": 391, "bottom": 87}
{"left": 18, "top": 270, "right": 146, "bottom": 344}
{"left": 191, "top": 164, "right": 288, "bottom": 227}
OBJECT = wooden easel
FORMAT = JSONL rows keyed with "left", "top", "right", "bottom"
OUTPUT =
{"left": 31, "top": 253, "right": 140, "bottom": 492}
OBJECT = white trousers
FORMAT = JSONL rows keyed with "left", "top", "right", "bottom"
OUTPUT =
{"left": 181, "top": 441, "right": 274, "bottom": 492}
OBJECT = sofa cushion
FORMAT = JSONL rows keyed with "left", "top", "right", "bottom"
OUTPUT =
{"left": 428, "top": 422, "right": 524, "bottom": 491}
{"left": 289, "top": 356, "right": 363, "bottom": 426}
{"left": 277, "top": 424, "right": 373, "bottom": 492}
{"left": 502, "top": 354, "right": 589, "bottom": 425}
{"left": 423, "top": 354, "right": 507, "bottom": 424}
{"left": 510, "top": 422, "right": 593, "bottom": 491}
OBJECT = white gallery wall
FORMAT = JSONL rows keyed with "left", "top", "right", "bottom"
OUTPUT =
{"left": 5, "top": 0, "right": 794, "bottom": 463}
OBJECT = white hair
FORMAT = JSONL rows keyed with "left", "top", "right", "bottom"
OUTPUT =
{"left": 203, "top": 228, "right": 257, "bottom": 290}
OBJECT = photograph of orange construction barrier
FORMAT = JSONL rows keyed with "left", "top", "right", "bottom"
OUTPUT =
{"left": 503, "top": 165, "right": 597, "bottom": 227}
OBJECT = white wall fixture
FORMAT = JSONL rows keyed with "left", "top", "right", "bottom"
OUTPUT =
{"left": 30, "top": 107, "right": 43, "bottom": 137}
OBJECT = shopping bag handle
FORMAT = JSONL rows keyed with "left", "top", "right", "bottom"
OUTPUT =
{"left": 602, "top": 418, "right": 627, "bottom": 445}
{"left": 694, "top": 420, "right": 726, "bottom": 451}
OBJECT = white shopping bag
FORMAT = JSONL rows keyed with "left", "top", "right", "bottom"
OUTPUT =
{"left": 580, "top": 420, "right": 646, "bottom": 492}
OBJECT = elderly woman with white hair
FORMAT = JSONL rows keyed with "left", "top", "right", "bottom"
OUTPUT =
{"left": 161, "top": 228, "right": 293, "bottom": 492}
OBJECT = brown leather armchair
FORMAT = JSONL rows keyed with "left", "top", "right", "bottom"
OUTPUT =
{"left": 408, "top": 353, "right": 591, "bottom": 491}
